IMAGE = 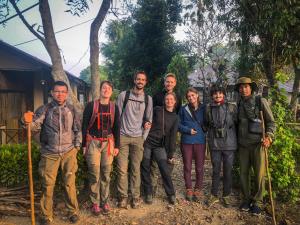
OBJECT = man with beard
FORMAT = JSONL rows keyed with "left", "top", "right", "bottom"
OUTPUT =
{"left": 116, "top": 71, "right": 153, "bottom": 209}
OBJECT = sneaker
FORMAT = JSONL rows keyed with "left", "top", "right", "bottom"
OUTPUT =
{"left": 206, "top": 195, "right": 219, "bottom": 207}
{"left": 239, "top": 201, "right": 251, "bottom": 211}
{"left": 250, "top": 203, "right": 262, "bottom": 215}
{"left": 102, "top": 203, "right": 110, "bottom": 215}
{"left": 186, "top": 189, "right": 193, "bottom": 201}
{"left": 39, "top": 218, "right": 52, "bottom": 225}
{"left": 131, "top": 198, "right": 141, "bottom": 209}
{"left": 193, "top": 189, "right": 203, "bottom": 202}
{"left": 118, "top": 198, "right": 128, "bottom": 209}
{"left": 168, "top": 195, "right": 176, "bottom": 205}
{"left": 221, "top": 196, "right": 230, "bottom": 208}
{"left": 145, "top": 194, "right": 153, "bottom": 204}
{"left": 69, "top": 214, "right": 79, "bottom": 224}
{"left": 91, "top": 203, "right": 101, "bottom": 216}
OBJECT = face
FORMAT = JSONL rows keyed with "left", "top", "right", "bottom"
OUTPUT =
{"left": 212, "top": 91, "right": 225, "bottom": 103}
{"left": 134, "top": 73, "right": 147, "bottom": 90}
{"left": 239, "top": 84, "right": 252, "bottom": 97}
{"left": 165, "top": 94, "right": 176, "bottom": 109}
{"left": 186, "top": 91, "right": 199, "bottom": 105}
{"left": 52, "top": 85, "right": 68, "bottom": 105}
{"left": 164, "top": 76, "right": 176, "bottom": 92}
{"left": 100, "top": 83, "right": 113, "bottom": 99}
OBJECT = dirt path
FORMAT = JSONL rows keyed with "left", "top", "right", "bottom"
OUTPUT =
{"left": 0, "top": 153, "right": 288, "bottom": 225}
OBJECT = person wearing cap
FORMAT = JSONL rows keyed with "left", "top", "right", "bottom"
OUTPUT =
{"left": 204, "top": 83, "right": 238, "bottom": 207}
{"left": 235, "top": 76, "right": 275, "bottom": 214}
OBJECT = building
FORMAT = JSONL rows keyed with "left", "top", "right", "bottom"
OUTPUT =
{"left": 0, "top": 40, "right": 90, "bottom": 144}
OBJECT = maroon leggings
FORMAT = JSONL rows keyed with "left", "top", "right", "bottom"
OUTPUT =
{"left": 181, "top": 143, "right": 206, "bottom": 189}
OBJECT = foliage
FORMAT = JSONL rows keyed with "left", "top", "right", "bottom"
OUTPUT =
{"left": 167, "top": 54, "right": 190, "bottom": 97}
{"left": 0, "top": 143, "right": 40, "bottom": 187}
{"left": 102, "top": 0, "right": 184, "bottom": 91}
{"left": 79, "top": 65, "right": 108, "bottom": 84}
{"left": 0, "top": 143, "right": 88, "bottom": 188}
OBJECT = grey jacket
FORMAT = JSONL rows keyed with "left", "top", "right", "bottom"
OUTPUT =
{"left": 30, "top": 101, "right": 82, "bottom": 155}
{"left": 116, "top": 90, "right": 153, "bottom": 139}
{"left": 204, "top": 102, "right": 238, "bottom": 151}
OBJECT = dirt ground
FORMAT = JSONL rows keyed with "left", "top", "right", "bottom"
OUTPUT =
{"left": 0, "top": 153, "right": 298, "bottom": 225}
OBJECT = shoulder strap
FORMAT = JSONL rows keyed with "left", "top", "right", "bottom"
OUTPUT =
{"left": 122, "top": 90, "right": 130, "bottom": 112}
{"left": 87, "top": 100, "right": 100, "bottom": 131}
{"left": 255, "top": 96, "right": 262, "bottom": 111}
{"left": 143, "top": 94, "right": 149, "bottom": 123}
{"left": 109, "top": 101, "right": 115, "bottom": 128}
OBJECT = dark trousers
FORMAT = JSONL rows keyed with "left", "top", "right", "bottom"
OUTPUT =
{"left": 141, "top": 146, "right": 175, "bottom": 196}
{"left": 181, "top": 143, "right": 205, "bottom": 190}
{"left": 210, "top": 150, "right": 235, "bottom": 197}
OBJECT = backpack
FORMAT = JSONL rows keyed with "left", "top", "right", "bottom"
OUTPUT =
{"left": 87, "top": 100, "right": 115, "bottom": 131}
{"left": 121, "top": 90, "right": 149, "bottom": 124}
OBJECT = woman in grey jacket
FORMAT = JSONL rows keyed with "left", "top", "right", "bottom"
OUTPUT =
{"left": 204, "top": 84, "right": 237, "bottom": 207}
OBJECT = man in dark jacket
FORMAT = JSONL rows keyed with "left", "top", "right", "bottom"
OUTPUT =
{"left": 236, "top": 77, "right": 275, "bottom": 215}
{"left": 24, "top": 81, "right": 81, "bottom": 225}
{"left": 204, "top": 84, "right": 237, "bottom": 207}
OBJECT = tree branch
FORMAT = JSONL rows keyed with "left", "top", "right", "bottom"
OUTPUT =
{"left": 9, "top": 0, "right": 45, "bottom": 43}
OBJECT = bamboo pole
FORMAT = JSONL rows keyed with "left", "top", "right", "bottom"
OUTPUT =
{"left": 260, "top": 111, "right": 276, "bottom": 225}
{"left": 27, "top": 122, "right": 35, "bottom": 225}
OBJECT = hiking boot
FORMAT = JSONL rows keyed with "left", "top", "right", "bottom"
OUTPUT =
{"left": 186, "top": 189, "right": 193, "bottom": 201}
{"left": 118, "top": 198, "right": 128, "bottom": 209}
{"left": 91, "top": 203, "right": 101, "bottom": 216}
{"left": 145, "top": 194, "right": 153, "bottom": 204}
{"left": 239, "top": 201, "right": 251, "bottom": 212}
{"left": 131, "top": 198, "right": 141, "bottom": 209}
{"left": 206, "top": 195, "right": 219, "bottom": 207}
{"left": 168, "top": 195, "right": 176, "bottom": 205}
{"left": 102, "top": 203, "right": 110, "bottom": 215}
{"left": 250, "top": 203, "right": 262, "bottom": 215}
{"left": 221, "top": 196, "right": 231, "bottom": 208}
{"left": 39, "top": 218, "right": 52, "bottom": 225}
{"left": 69, "top": 214, "right": 79, "bottom": 224}
{"left": 193, "top": 189, "right": 203, "bottom": 202}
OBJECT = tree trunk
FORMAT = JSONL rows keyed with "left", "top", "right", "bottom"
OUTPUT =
{"left": 39, "top": 0, "right": 82, "bottom": 110}
{"left": 290, "top": 58, "right": 300, "bottom": 121}
{"left": 89, "top": 0, "right": 111, "bottom": 100}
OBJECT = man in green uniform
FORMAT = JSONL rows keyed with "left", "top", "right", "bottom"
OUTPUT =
{"left": 236, "top": 77, "right": 275, "bottom": 215}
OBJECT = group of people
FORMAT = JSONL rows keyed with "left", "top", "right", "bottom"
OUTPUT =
{"left": 23, "top": 72, "right": 275, "bottom": 225}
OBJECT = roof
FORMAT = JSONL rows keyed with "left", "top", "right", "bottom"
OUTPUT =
{"left": 0, "top": 40, "right": 84, "bottom": 84}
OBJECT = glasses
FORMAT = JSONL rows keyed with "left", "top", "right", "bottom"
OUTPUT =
{"left": 53, "top": 91, "right": 68, "bottom": 94}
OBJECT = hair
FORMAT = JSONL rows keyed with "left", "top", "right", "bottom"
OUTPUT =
{"left": 185, "top": 87, "right": 201, "bottom": 104}
{"left": 164, "top": 73, "right": 177, "bottom": 81}
{"left": 210, "top": 83, "right": 226, "bottom": 96}
{"left": 164, "top": 92, "right": 177, "bottom": 102}
{"left": 100, "top": 80, "right": 113, "bottom": 90}
{"left": 52, "top": 81, "right": 68, "bottom": 91}
{"left": 134, "top": 71, "right": 147, "bottom": 80}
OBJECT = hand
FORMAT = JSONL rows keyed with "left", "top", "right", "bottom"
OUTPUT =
{"left": 262, "top": 136, "right": 272, "bottom": 148}
{"left": 24, "top": 111, "right": 34, "bottom": 123}
{"left": 113, "top": 148, "right": 119, "bottom": 156}
{"left": 168, "top": 157, "right": 175, "bottom": 164}
{"left": 144, "top": 122, "right": 152, "bottom": 130}
{"left": 191, "top": 128, "right": 197, "bottom": 135}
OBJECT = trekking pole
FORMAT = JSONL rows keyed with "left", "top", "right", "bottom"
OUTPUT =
{"left": 260, "top": 111, "right": 276, "bottom": 225}
{"left": 25, "top": 112, "right": 36, "bottom": 225}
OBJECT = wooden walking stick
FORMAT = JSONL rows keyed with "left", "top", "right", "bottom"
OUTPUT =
{"left": 25, "top": 111, "right": 36, "bottom": 225}
{"left": 260, "top": 111, "right": 276, "bottom": 225}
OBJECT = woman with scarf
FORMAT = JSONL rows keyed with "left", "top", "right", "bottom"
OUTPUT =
{"left": 178, "top": 87, "right": 206, "bottom": 202}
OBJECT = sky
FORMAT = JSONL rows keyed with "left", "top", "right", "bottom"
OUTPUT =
{"left": 0, "top": 0, "right": 186, "bottom": 77}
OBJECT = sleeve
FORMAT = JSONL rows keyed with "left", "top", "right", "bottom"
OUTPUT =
{"left": 72, "top": 107, "right": 82, "bottom": 148}
{"left": 175, "top": 93, "right": 182, "bottom": 114}
{"left": 167, "top": 117, "right": 179, "bottom": 159}
{"left": 116, "top": 91, "right": 125, "bottom": 117}
{"left": 261, "top": 98, "right": 276, "bottom": 139}
{"left": 178, "top": 106, "right": 191, "bottom": 134}
{"left": 81, "top": 102, "right": 93, "bottom": 148}
{"left": 112, "top": 104, "right": 120, "bottom": 148}
{"left": 202, "top": 104, "right": 209, "bottom": 132}
{"left": 30, "top": 105, "right": 48, "bottom": 132}
{"left": 142, "top": 96, "right": 153, "bottom": 140}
